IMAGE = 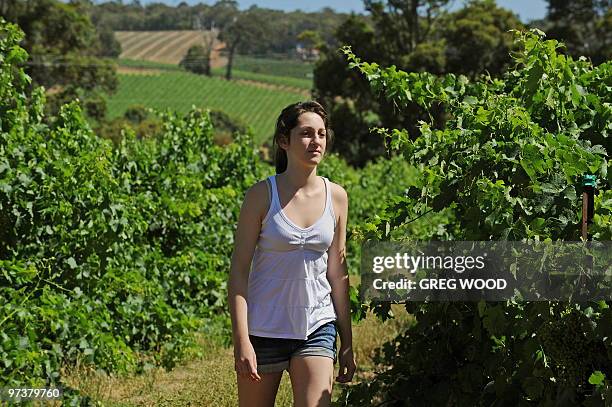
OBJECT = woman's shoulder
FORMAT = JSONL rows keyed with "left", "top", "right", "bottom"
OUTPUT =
{"left": 326, "top": 180, "right": 348, "bottom": 217}
{"left": 327, "top": 180, "right": 348, "bottom": 202}
{"left": 243, "top": 178, "right": 272, "bottom": 222}
{"left": 247, "top": 178, "right": 271, "bottom": 195}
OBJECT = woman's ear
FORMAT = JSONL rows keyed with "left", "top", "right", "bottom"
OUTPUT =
{"left": 278, "top": 132, "right": 290, "bottom": 151}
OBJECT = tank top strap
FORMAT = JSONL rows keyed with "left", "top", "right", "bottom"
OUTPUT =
{"left": 322, "top": 176, "right": 336, "bottom": 228}
{"left": 259, "top": 175, "right": 279, "bottom": 226}
{"left": 267, "top": 175, "right": 279, "bottom": 211}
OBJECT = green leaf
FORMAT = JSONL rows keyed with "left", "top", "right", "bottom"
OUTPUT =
{"left": 66, "top": 257, "right": 77, "bottom": 269}
{"left": 483, "top": 305, "right": 506, "bottom": 336}
{"left": 524, "top": 62, "right": 544, "bottom": 102}
{"left": 588, "top": 371, "right": 605, "bottom": 386}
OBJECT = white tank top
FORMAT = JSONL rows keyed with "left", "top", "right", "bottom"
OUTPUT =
{"left": 247, "top": 174, "right": 338, "bottom": 339}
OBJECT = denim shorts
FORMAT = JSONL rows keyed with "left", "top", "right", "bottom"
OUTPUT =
{"left": 249, "top": 320, "right": 337, "bottom": 373}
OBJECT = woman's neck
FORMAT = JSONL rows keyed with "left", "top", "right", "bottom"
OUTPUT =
{"left": 279, "top": 164, "right": 319, "bottom": 192}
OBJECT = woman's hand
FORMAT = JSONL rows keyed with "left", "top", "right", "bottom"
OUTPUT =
{"left": 234, "top": 339, "right": 262, "bottom": 382}
{"left": 335, "top": 345, "right": 357, "bottom": 383}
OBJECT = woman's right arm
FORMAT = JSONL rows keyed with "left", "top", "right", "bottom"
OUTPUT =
{"left": 227, "top": 181, "right": 268, "bottom": 381}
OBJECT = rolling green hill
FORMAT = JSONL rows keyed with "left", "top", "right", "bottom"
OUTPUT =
{"left": 107, "top": 71, "right": 306, "bottom": 144}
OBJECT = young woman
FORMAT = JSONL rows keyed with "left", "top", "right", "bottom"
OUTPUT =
{"left": 227, "top": 101, "right": 356, "bottom": 406}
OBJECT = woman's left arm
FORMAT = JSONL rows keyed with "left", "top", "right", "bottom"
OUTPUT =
{"left": 327, "top": 183, "right": 357, "bottom": 383}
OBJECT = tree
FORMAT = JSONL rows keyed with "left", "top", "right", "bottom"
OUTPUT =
{"left": 314, "top": 1, "right": 454, "bottom": 167}
{"left": 364, "top": 0, "right": 450, "bottom": 57}
{"left": 540, "top": 0, "right": 611, "bottom": 65}
{"left": 313, "top": 0, "right": 524, "bottom": 166}
{"left": 180, "top": 45, "right": 211, "bottom": 75}
{"left": 190, "top": 8, "right": 222, "bottom": 78}
{"left": 441, "top": 0, "right": 523, "bottom": 78}
{"left": 200, "top": 0, "right": 238, "bottom": 74}
{"left": 218, "top": 6, "right": 269, "bottom": 80}
{"left": 3, "top": 0, "right": 118, "bottom": 122}
{"left": 97, "top": 24, "right": 122, "bottom": 57}
{"left": 313, "top": 15, "right": 393, "bottom": 167}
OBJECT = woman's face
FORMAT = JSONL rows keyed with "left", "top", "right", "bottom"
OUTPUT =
{"left": 281, "top": 112, "right": 327, "bottom": 168}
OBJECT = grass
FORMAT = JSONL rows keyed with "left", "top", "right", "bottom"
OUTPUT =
{"left": 106, "top": 70, "right": 307, "bottom": 144}
{"left": 211, "top": 67, "right": 313, "bottom": 90}
{"left": 117, "top": 58, "right": 312, "bottom": 90}
{"left": 117, "top": 58, "right": 182, "bottom": 72}
{"left": 63, "top": 274, "right": 414, "bottom": 406}
{"left": 232, "top": 55, "right": 314, "bottom": 79}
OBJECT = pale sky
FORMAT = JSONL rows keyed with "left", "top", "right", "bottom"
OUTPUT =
{"left": 148, "top": 0, "right": 549, "bottom": 23}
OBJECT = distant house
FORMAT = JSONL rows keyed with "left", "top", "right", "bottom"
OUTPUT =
{"left": 295, "top": 43, "right": 320, "bottom": 62}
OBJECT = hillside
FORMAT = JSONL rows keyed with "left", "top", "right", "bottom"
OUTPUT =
{"left": 115, "top": 30, "right": 227, "bottom": 66}
{"left": 106, "top": 71, "right": 305, "bottom": 144}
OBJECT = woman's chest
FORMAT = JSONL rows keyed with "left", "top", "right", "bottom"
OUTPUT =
{"left": 258, "top": 213, "right": 335, "bottom": 252}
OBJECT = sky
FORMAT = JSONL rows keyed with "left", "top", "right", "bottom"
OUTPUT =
{"left": 147, "top": 0, "right": 549, "bottom": 23}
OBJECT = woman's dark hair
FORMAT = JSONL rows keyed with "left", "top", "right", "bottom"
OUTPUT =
{"left": 272, "top": 100, "right": 334, "bottom": 174}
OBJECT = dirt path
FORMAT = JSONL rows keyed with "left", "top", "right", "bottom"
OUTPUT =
{"left": 116, "top": 66, "right": 164, "bottom": 76}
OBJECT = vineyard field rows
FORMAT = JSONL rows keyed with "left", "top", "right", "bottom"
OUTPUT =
{"left": 116, "top": 58, "right": 312, "bottom": 90}
{"left": 115, "top": 30, "right": 226, "bottom": 66}
{"left": 225, "top": 55, "right": 314, "bottom": 79}
{"left": 107, "top": 71, "right": 306, "bottom": 144}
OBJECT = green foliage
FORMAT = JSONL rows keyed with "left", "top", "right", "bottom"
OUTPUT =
{"left": 97, "top": 24, "right": 122, "bottom": 58}
{"left": 319, "top": 153, "right": 421, "bottom": 272}
{"left": 124, "top": 104, "right": 149, "bottom": 124}
{"left": 180, "top": 45, "right": 211, "bottom": 76}
{"left": 3, "top": 0, "right": 118, "bottom": 122}
{"left": 318, "top": 153, "right": 439, "bottom": 323}
{"left": 231, "top": 55, "right": 314, "bottom": 79}
{"left": 106, "top": 71, "right": 305, "bottom": 144}
{"left": 0, "top": 19, "right": 266, "bottom": 399}
{"left": 314, "top": 0, "right": 524, "bottom": 166}
{"left": 441, "top": 0, "right": 523, "bottom": 77}
{"left": 541, "top": 0, "right": 611, "bottom": 65}
{"left": 209, "top": 67, "right": 313, "bottom": 90}
{"left": 338, "top": 29, "right": 611, "bottom": 405}
{"left": 208, "top": 109, "right": 248, "bottom": 145}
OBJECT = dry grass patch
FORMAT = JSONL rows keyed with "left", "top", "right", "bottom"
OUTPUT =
{"left": 64, "top": 274, "right": 414, "bottom": 406}
{"left": 116, "top": 66, "right": 163, "bottom": 76}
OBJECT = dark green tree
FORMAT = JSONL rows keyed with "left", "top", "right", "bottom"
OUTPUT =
{"left": 218, "top": 5, "right": 268, "bottom": 80}
{"left": 313, "top": 15, "right": 392, "bottom": 167}
{"left": 540, "top": 0, "right": 611, "bottom": 65}
{"left": 313, "top": 0, "right": 524, "bottom": 166}
{"left": 364, "top": 0, "right": 449, "bottom": 57}
{"left": 180, "top": 45, "right": 211, "bottom": 75}
{"left": 97, "top": 24, "right": 122, "bottom": 57}
{"left": 3, "top": 0, "right": 118, "bottom": 122}
{"left": 441, "top": 0, "right": 523, "bottom": 78}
